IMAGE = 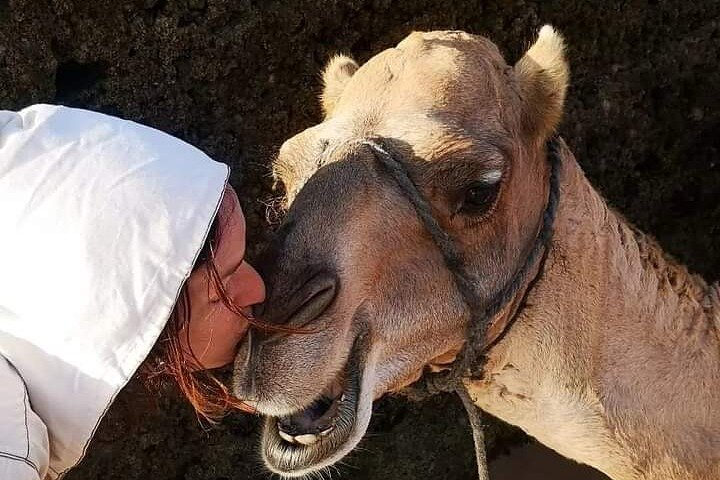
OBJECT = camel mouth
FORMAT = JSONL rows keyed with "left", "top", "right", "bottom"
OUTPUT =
{"left": 260, "top": 336, "right": 370, "bottom": 477}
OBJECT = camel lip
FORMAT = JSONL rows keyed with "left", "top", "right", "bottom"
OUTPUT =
{"left": 260, "top": 335, "right": 367, "bottom": 476}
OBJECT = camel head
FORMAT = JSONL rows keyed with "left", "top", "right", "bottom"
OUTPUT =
{"left": 233, "top": 26, "right": 569, "bottom": 477}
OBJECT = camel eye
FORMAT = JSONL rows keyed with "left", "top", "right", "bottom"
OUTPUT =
{"left": 460, "top": 181, "right": 500, "bottom": 215}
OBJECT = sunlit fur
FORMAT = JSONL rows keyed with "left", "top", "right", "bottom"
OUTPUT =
{"left": 235, "top": 26, "right": 720, "bottom": 480}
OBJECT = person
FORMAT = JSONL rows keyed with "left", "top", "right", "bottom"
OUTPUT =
{"left": 0, "top": 104, "right": 268, "bottom": 479}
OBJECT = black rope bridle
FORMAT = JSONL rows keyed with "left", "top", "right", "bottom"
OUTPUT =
{"left": 360, "top": 136, "right": 563, "bottom": 480}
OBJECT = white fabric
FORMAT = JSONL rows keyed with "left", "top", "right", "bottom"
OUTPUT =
{"left": 0, "top": 355, "right": 49, "bottom": 480}
{"left": 0, "top": 105, "right": 229, "bottom": 478}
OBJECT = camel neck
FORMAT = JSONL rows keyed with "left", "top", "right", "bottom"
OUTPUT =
{"left": 547, "top": 151, "right": 716, "bottom": 344}
{"left": 466, "top": 146, "right": 719, "bottom": 480}
{"left": 521, "top": 148, "right": 720, "bottom": 478}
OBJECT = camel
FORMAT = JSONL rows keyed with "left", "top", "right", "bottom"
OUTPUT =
{"left": 232, "top": 26, "right": 720, "bottom": 480}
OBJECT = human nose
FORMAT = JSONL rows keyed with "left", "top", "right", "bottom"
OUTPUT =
{"left": 228, "top": 260, "right": 266, "bottom": 313}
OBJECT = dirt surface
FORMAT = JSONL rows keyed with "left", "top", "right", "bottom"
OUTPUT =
{"left": 1, "top": 1, "right": 718, "bottom": 479}
{"left": 490, "top": 442, "right": 610, "bottom": 480}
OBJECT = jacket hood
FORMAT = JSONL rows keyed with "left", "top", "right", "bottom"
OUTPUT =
{"left": 0, "top": 104, "right": 229, "bottom": 477}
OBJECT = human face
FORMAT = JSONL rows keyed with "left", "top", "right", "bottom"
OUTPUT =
{"left": 179, "top": 185, "right": 266, "bottom": 370}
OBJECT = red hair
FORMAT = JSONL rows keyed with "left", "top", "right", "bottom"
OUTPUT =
{"left": 143, "top": 222, "right": 305, "bottom": 422}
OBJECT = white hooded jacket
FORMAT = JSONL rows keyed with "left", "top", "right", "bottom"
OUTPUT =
{"left": 0, "top": 105, "right": 229, "bottom": 479}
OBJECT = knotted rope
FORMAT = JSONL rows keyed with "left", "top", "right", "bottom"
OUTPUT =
{"left": 361, "top": 137, "right": 562, "bottom": 480}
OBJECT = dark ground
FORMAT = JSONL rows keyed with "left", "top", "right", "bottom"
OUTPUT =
{"left": 1, "top": 1, "right": 718, "bottom": 479}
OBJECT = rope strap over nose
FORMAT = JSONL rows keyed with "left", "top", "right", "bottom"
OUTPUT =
{"left": 360, "top": 137, "right": 563, "bottom": 480}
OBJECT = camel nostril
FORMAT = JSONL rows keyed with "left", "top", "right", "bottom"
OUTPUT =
{"left": 257, "top": 258, "right": 340, "bottom": 328}
{"left": 285, "top": 276, "right": 337, "bottom": 328}
{"left": 252, "top": 301, "right": 267, "bottom": 319}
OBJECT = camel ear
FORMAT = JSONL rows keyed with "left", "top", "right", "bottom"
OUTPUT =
{"left": 514, "top": 25, "right": 569, "bottom": 139}
{"left": 321, "top": 54, "right": 359, "bottom": 118}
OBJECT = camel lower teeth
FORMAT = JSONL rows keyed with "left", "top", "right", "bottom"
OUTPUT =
{"left": 278, "top": 429, "right": 297, "bottom": 444}
{"left": 320, "top": 427, "right": 334, "bottom": 436}
{"left": 295, "top": 434, "right": 320, "bottom": 445}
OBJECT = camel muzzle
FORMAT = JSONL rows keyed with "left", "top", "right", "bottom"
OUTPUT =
{"left": 260, "top": 332, "right": 368, "bottom": 476}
